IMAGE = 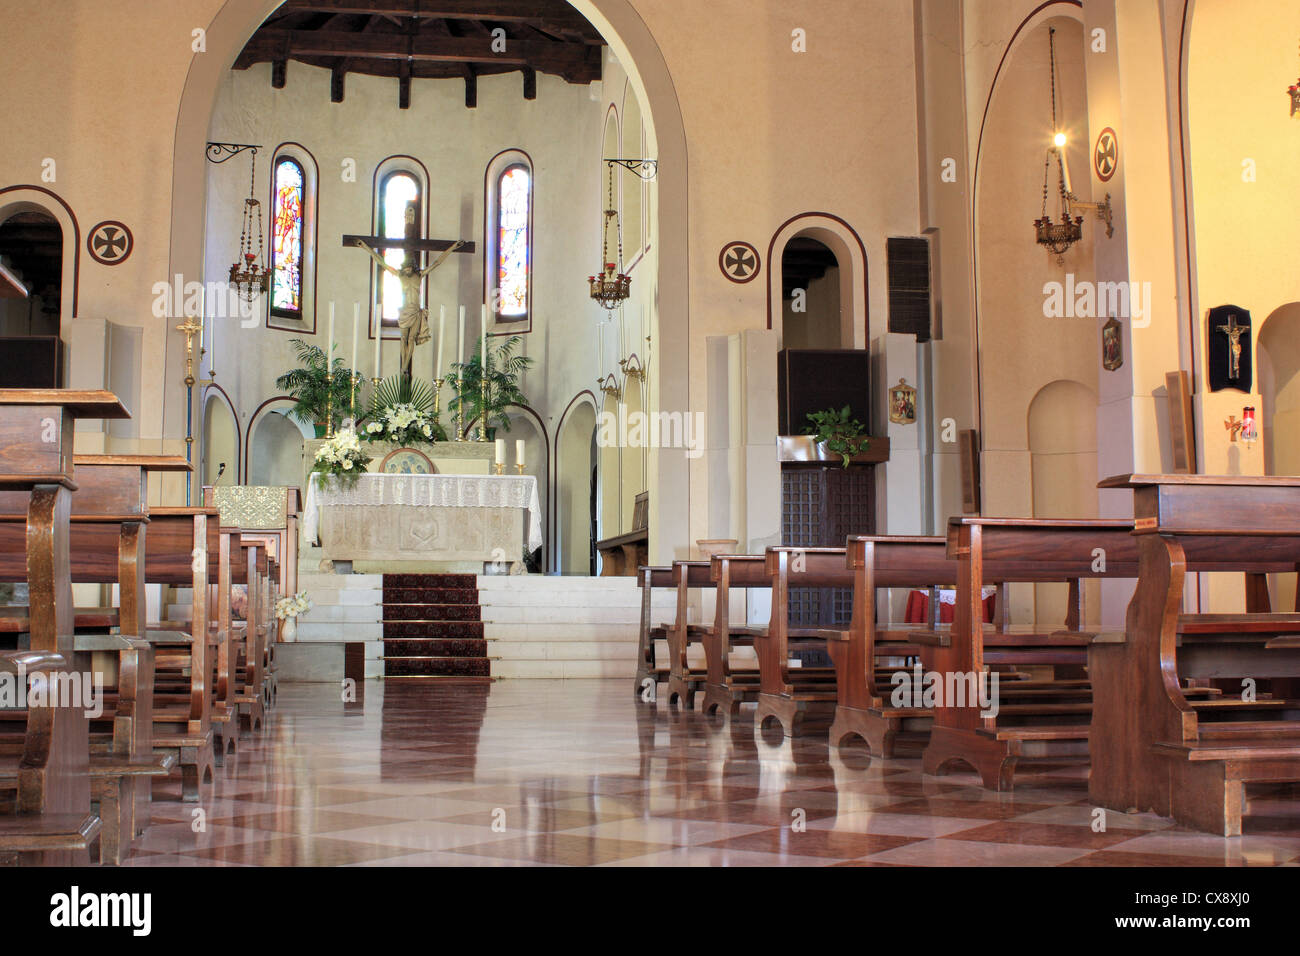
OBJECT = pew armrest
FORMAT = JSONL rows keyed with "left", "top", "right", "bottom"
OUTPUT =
{"left": 0, "top": 650, "right": 67, "bottom": 675}
{"left": 908, "top": 630, "right": 950, "bottom": 647}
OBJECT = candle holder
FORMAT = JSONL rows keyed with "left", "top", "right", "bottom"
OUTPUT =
{"left": 494, "top": 463, "right": 504, "bottom": 476}
{"left": 350, "top": 371, "right": 362, "bottom": 420}
{"left": 433, "top": 378, "right": 444, "bottom": 417}
{"left": 515, "top": 464, "right": 525, "bottom": 475}
{"left": 325, "top": 370, "right": 335, "bottom": 439}
{"left": 454, "top": 396, "right": 465, "bottom": 442}
{"left": 478, "top": 379, "right": 489, "bottom": 442}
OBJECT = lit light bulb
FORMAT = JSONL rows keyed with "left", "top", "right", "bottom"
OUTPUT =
{"left": 1053, "top": 132, "right": 1067, "bottom": 148}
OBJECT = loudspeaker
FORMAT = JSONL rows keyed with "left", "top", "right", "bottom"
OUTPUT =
{"left": 887, "top": 236, "right": 932, "bottom": 341}
{"left": 0, "top": 336, "right": 63, "bottom": 387}
{"left": 777, "top": 348, "right": 871, "bottom": 435}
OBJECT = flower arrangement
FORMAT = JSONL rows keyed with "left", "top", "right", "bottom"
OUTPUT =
{"left": 365, "top": 401, "right": 442, "bottom": 446}
{"left": 275, "top": 591, "right": 312, "bottom": 620}
{"left": 312, "top": 428, "right": 371, "bottom": 486}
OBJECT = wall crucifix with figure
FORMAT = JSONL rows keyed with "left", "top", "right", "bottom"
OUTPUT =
{"left": 344, "top": 202, "right": 475, "bottom": 379}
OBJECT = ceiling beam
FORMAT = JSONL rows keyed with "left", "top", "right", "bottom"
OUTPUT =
{"left": 236, "top": 28, "right": 601, "bottom": 82}
{"left": 273, "top": 0, "right": 602, "bottom": 40}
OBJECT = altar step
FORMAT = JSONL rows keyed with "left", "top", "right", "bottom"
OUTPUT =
{"left": 381, "top": 573, "right": 491, "bottom": 680}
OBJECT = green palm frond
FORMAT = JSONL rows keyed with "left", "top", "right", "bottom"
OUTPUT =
{"left": 274, "top": 339, "right": 356, "bottom": 428}
{"left": 447, "top": 335, "right": 535, "bottom": 436}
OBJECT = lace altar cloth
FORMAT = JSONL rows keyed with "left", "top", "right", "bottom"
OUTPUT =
{"left": 303, "top": 473, "right": 542, "bottom": 553}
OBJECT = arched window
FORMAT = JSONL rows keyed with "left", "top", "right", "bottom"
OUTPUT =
{"left": 484, "top": 150, "right": 533, "bottom": 327}
{"left": 378, "top": 170, "right": 422, "bottom": 326}
{"left": 267, "top": 144, "right": 318, "bottom": 333}
{"left": 495, "top": 165, "right": 531, "bottom": 320}
{"left": 270, "top": 157, "right": 305, "bottom": 317}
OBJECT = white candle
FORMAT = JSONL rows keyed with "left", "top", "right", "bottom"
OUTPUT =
{"left": 373, "top": 312, "right": 381, "bottom": 379}
{"left": 516, "top": 439, "right": 525, "bottom": 469}
{"left": 494, "top": 438, "right": 505, "bottom": 465}
{"left": 436, "top": 305, "right": 446, "bottom": 380}
{"left": 351, "top": 303, "right": 359, "bottom": 373}
{"left": 458, "top": 305, "right": 466, "bottom": 369}
{"left": 480, "top": 304, "right": 488, "bottom": 367}
{"left": 327, "top": 302, "right": 335, "bottom": 364}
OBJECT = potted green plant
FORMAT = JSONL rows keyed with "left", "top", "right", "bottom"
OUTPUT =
{"left": 447, "top": 335, "right": 535, "bottom": 439}
{"left": 805, "top": 405, "right": 870, "bottom": 467}
{"left": 364, "top": 374, "right": 447, "bottom": 445}
{"left": 274, "top": 339, "right": 356, "bottom": 437}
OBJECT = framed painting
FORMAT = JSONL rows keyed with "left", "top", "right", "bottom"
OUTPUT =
{"left": 378, "top": 447, "right": 436, "bottom": 475}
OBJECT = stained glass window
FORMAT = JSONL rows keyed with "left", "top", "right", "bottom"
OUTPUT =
{"left": 496, "top": 165, "right": 531, "bottom": 320}
{"left": 271, "top": 158, "right": 304, "bottom": 315}
{"left": 379, "top": 172, "right": 421, "bottom": 325}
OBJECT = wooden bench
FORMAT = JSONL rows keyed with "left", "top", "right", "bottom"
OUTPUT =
{"left": 0, "top": 389, "right": 129, "bottom": 863}
{"left": 1090, "top": 474, "right": 1300, "bottom": 835}
{"left": 596, "top": 491, "right": 648, "bottom": 576}
{"left": 664, "top": 560, "right": 715, "bottom": 708}
{"left": 751, "top": 547, "right": 849, "bottom": 736}
{"left": 634, "top": 565, "right": 674, "bottom": 695}
{"left": 699, "top": 553, "right": 767, "bottom": 718}
{"left": 0, "top": 651, "right": 102, "bottom": 865}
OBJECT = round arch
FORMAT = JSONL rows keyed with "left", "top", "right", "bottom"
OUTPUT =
{"left": 169, "top": 0, "right": 690, "bottom": 565}
{"left": 201, "top": 384, "right": 241, "bottom": 487}
{"left": 0, "top": 185, "right": 82, "bottom": 329}
{"left": 765, "top": 212, "right": 870, "bottom": 349}
{"left": 243, "top": 395, "right": 312, "bottom": 484}
{"left": 556, "top": 390, "right": 600, "bottom": 574}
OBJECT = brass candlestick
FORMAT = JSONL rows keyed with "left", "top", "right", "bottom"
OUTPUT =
{"left": 325, "top": 370, "right": 334, "bottom": 438}
{"left": 494, "top": 463, "right": 504, "bottom": 475}
{"left": 515, "top": 464, "right": 525, "bottom": 475}
{"left": 350, "top": 371, "right": 362, "bottom": 420}
{"left": 175, "top": 316, "right": 203, "bottom": 505}
{"left": 454, "top": 395, "right": 465, "bottom": 441}
{"left": 433, "top": 378, "right": 444, "bottom": 418}
{"left": 478, "top": 378, "right": 489, "bottom": 441}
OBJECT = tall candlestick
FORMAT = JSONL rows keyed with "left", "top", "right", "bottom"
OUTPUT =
{"left": 458, "top": 305, "right": 466, "bottom": 368}
{"left": 516, "top": 439, "right": 525, "bottom": 470}
{"left": 436, "top": 305, "right": 446, "bottom": 380}
{"left": 351, "top": 304, "right": 359, "bottom": 373}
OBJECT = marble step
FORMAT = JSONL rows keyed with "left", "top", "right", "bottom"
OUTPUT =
{"left": 483, "top": 622, "right": 639, "bottom": 641}
{"left": 493, "top": 659, "right": 636, "bottom": 679}
{"left": 481, "top": 605, "right": 656, "bottom": 625}
{"left": 487, "top": 640, "right": 637, "bottom": 661}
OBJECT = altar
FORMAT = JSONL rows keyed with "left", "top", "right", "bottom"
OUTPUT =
{"left": 302, "top": 472, "right": 542, "bottom": 574}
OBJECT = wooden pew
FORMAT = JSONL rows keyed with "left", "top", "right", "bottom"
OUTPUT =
{"left": 634, "top": 565, "right": 673, "bottom": 696}
{"left": 1090, "top": 474, "right": 1300, "bottom": 835}
{"left": 0, "top": 389, "right": 128, "bottom": 861}
{"left": 0, "top": 651, "right": 102, "bottom": 865}
{"left": 664, "top": 560, "right": 714, "bottom": 708}
{"left": 0, "top": 453, "right": 189, "bottom": 861}
{"left": 596, "top": 491, "right": 649, "bottom": 576}
{"left": 751, "top": 548, "right": 855, "bottom": 736}
{"left": 829, "top": 536, "right": 952, "bottom": 756}
{"left": 699, "top": 554, "right": 767, "bottom": 717}
{"left": 917, "top": 519, "right": 1137, "bottom": 790}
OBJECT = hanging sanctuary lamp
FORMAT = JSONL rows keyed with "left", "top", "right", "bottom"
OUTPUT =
{"left": 589, "top": 161, "right": 631, "bottom": 309}
{"left": 1033, "top": 28, "right": 1084, "bottom": 262}
{"left": 229, "top": 151, "right": 272, "bottom": 301}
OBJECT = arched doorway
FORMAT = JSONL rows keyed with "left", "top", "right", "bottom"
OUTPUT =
{"left": 247, "top": 408, "right": 306, "bottom": 487}
{"left": 780, "top": 236, "right": 842, "bottom": 350}
{"left": 1257, "top": 303, "right": 1300, "bottom": 609}
{"left": 169, "top": 0, "right": 690, "bottom": 565}
{"left": 202, "top": 389, "right": 240, "bottom": 487}
{"left": 1028, "top": 379, "right": 1099, "bottom": 627}
{"left": 557, "top": 395, "right": 598, "bottom": 575}
{"left": 504, "top": 406, "right": 548, "bottom": 572}
{"left": 0, "top": 210, "right": 61, "bottom": 338}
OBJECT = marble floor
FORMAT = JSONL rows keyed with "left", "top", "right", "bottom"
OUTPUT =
{"left": 127, "top": 680, "right": 1300, "bottom": 866}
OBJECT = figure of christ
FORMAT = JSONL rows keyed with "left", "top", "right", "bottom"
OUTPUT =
{"left": 352, "top": 237, "right": 465, "bottom": 378}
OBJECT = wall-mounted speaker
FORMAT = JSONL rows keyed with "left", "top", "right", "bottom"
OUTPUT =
{"left": 887, "top": 236, "right": 932, "bottom": 342}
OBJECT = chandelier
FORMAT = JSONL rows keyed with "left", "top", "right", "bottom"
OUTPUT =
{"left": 229, "top": 153, "right": 271, "bottom": 302}
{"left": 1290, "top": 42, "right": 1300, "bottom": 117}
{"left": 589, "top": 162, "right": 631, "bottom": 309}
{"left": 1033, "top": 27, "right": 1084, "bottom": 262}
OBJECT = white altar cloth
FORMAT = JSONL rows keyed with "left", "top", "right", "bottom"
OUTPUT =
{"left": 303, "top": 473, "right": 543, "bottom": 553}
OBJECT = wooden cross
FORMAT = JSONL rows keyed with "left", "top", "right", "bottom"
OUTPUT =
{"left": 1216, "top": 311, "right": 1246, "bottom": 380}
{"left": 342, "top": 201, "right": 475, "bottom": 264}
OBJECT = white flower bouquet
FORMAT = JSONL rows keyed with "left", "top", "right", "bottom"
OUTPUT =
{"left": 312, "top": 427, "right": 372, "bottom": 487}
{"left": 275, "top": 591, "right": 312, "bottom": 620}
{"left": 364, "top": 401, "right": 444, "bottom": 447}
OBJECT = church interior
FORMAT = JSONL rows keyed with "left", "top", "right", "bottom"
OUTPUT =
{"left": 1, "top": 0, "right": 1300, "bottom": 884}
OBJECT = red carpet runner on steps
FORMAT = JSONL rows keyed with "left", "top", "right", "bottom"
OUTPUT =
{"left": 381, "top": 573, "right": 493, "bottom": 680}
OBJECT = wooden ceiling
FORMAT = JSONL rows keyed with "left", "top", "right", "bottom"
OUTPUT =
{"left": 235, "top": 0, "right": 605, "bottom": 108}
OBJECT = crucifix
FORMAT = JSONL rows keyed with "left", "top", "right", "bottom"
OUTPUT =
{"left": 344, "top": 203, "right": 475, "bottom": 379}
{"left": 1216, "top": 311, "right": 1246, "bottom": 381}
